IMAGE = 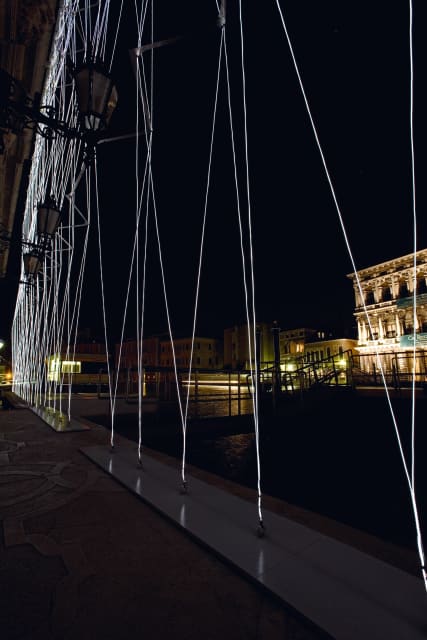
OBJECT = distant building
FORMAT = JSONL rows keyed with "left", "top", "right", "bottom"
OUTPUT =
{"left": 159, "top": 336, "right": 223, "bottom": 369}
{"left": 223, "top": 323, "right": 275, "bottom": 369}
{"left": 115, "top": 335, "right": 223, "bottom": 370}
{"left": 347, "top": 248, "right": 427, "bottom": 375}
{"left": 116, "top": 336, "right": 161, "bottom": 370}
{"left": 279, "top": 327, "right": 318, "bottom": 362}
{"left": 74, "top": 342, "right": 107, "bottom": 355}
{"left": 46, "top": 351, "right": 109, "bottom": 387}
{"left": 303, "top": 336, "right": 357, "bottom": 363}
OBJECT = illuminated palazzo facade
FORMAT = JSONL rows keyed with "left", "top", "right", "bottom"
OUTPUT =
{"left": 347, "top": 249, "right": 427, "bottom": 375}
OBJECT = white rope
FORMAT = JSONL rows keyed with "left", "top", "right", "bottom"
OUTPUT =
{"left": 134, "top": 0, "right": 149, "bottom": 49}
{"left": 137, "top": 159, "right": 151, "bottom": 463}
{"left": 237, "top": 1, "right": 263, "bottom": 526}
{"left": 111, "top": 3, "right": 153, "bottom": 448}
{"left": 409, "top": 0, "right": 417, "bottom": 491}
{"left": 149, "top": 170, "right": 186, "bottom": 432}
{"left": 408, "top": 0, "right": 426, "bottom": 590}
{"left": 181, "top": 28, "right": 225, "bottom": 488}
{"left": 132, "top": 8, "right": 150, "bottom": 460}
{"left": 223, "top": 33, "right": 258, "bottom": 463}
{"left": 132, "top": 21, "right": 153, "bottom": 460}
{"left": 136, "top": 6, "right": 154, "bottom": 463}
{"left": 274, "top": 0, "right": 426, "bottom": 589}
{"left": 136, "top": 45, "right": 142, "bottom": 458}
{"left": 94, "top": 156, "right": 114, "bottom": 433}
{"left": 132, "top": 4, "right": 189, "bottom": 478}
{"left": 108, "top": 0, "right": 123, "bottom": 72}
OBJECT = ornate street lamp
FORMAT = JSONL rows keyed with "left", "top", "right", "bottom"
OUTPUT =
{"left": 23, "top": 251, "right": 42, "bottom": 281}
{"left": 37, "top": 195, "right": 61, "bottom": 248}
{"left": 1, "top": 60, "right": 118, "bottom": 151}
{"left": 72, "top": 58, "right": 118, "bottom": 135}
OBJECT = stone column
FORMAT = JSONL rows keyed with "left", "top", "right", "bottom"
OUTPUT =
{"left": 390, "top": 276, "right": 398, "bottom": 299}
{"left": 374, "top": 280, "right": 381, "bottom": 303}
{"left": 378, "top": 317, "right": 384, "bottom": 339}
{"left": 395, "top": 313, "right": 402, "bottom": 337}
{"left": 354, "top": 284, "right": 362, "bottom": 308}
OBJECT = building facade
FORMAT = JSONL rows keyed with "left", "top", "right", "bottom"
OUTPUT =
{"left": 347, "top": 248, "right": 427, "bottom": 376}
{"left": 303, "top": 337, "right": 357, "bottom": 363}
{"left": 223, "top": 323, "right": 275, "bottom": 369}
{"left": 279, "top": 327, "right": 318, "bottom": 362}
{"left": 116, "top": 336, "right": 161, "bottom": 370}
{"left": 46, "top": 352, "right": 109, "bottom": 387}
{"left": 159, "top": 337, "right": 223, "bottom": 369}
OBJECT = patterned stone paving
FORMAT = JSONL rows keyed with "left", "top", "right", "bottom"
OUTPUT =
{"left": 0, "top": 406, "right": 324, "bottom": 640}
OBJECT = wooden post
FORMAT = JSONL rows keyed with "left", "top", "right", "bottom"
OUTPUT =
{"left": 194, "top": 370, "right": 199, "bottom": 419}
{"left": 237, "top": 371, "right": 241, "bottom": 415}
{"left": 228, "top": 372, "right": 232, "bottom": 416}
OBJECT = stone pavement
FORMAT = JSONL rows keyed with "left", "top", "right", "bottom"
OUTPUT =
{"left": 0, "top": 403, "right": 326, "bottom": 640}
{"left": 0, "top": 399, "right": 424, "bottom": 639}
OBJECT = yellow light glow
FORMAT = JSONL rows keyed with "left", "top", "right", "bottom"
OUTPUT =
{"left": 61, "top": 361, "right": 81, "bottom": 374}
{"left": 50, "top": 358, "right": 60, "bottom": 372}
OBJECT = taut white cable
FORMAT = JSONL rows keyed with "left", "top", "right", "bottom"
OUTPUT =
{"left": 181, "top": 28, "right": 225, "bottom": 489}
{"left": 408, "top": 0, "right": 426, "bottom": 590}
{"left": 274, "top": 0, "right": 426, "bottom": 590}
{"left": 94, "top": 155, "right": 114, "bottom": 437}
{"left": 237, "top": 1, "right": 263, "bottom": 528}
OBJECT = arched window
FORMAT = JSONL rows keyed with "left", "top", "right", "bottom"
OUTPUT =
{"left": 399, "top": 282, "right": 409, "bottom": 298}
{"left": 382, "top": 286, "right": 392, "bottom": 301}
{"left": 365, "top": 290, "right": 375, "bottom": 305}
{"left": 417, "top": 279, "right": 427, "bottom": 295}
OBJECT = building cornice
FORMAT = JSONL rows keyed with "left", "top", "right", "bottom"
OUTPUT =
{"left": 346, "top": 248, "right": 427, "bottom": 282}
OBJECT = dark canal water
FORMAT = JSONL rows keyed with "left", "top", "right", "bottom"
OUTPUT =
{"left": 88, "top": 389, "right": 427, "bottom": 552}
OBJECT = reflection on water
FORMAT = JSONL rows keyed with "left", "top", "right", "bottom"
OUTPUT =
{"left": 186, "top": 397, "right": 254, "bottom": 418}
{"left": 140, "top": 378, "right": 256, "bottom": 419}
{"left": 215, "top": 433, "right": 254, "bottom": 470}
{"left": 189, "top": 433, "right": 255, "bottom": 482}
{"left": 181, "top": 386, "right": 254, "bottom": 419}
{"left": 96, "top": 392, "right": 427, "bottom": 551}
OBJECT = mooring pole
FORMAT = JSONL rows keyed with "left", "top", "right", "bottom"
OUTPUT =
{"left": 271, "top": 320, "right": 281, "bottom": 411}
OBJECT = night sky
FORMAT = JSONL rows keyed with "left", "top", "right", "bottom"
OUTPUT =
{"left": 1, "top": 1, "right": 426, "bottom": 344}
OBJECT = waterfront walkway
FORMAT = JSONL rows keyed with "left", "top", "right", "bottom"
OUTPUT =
{"left": 1, "top": 394, "right": 426, "bottom": 639}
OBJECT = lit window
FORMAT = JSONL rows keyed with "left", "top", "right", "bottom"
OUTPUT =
{"left": 61, "top": 361, "right": 81, "bottom": 374}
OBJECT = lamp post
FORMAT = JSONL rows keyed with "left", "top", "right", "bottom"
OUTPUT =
{"left": 0, "top": 60, "right": 118, "bottom": 154}
{"left": 22, "top": 251, "right": 43, "bottom": 281}
{"left": 73, "top": 58, "right": 118, "bottom": 134}
{"left": 71, "top": 57, "right": 118, "bottom": 164}
{"left": 19, "top": 195, "right": 62, "bottom": 284}
{"left": 37, "top": 195, "right": 61, "bottom": 249}
{"left": 271, "top": 320, "right": 281, "bottom": 411}
{"left": 1, "top": 59, "right": 118, "bottom": 282}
